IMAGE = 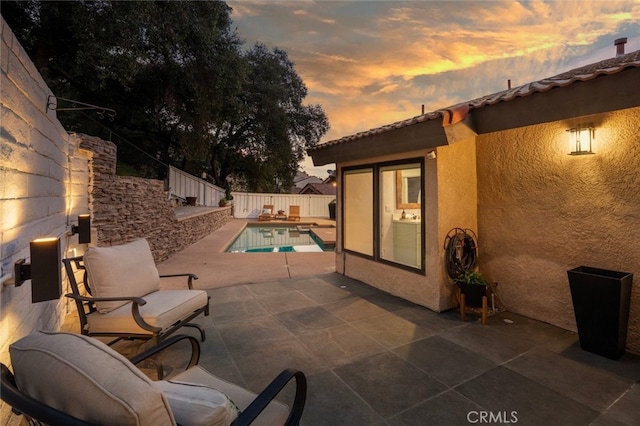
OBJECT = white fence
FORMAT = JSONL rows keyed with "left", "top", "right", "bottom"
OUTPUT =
{"left": 168, "top": 166, "right": 226, "bottom": 207}
{"left": 168, "top": 166, "right": 335, "bottom": 218}
{"left": 231, "top": 192, "right": 336, "bottom": 219}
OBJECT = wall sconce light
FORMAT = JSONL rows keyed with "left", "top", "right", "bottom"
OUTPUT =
{"left": 567, "top": 125, "right": 595, "bottom": 155}
{"left": 12, "top": 238, "right": 62, "bottom": 303}
{"left": 427, "top": 150, "right": 437, "bottom": 160}
{"left": 71, "top": 214, "right": 91, "bottom": 243}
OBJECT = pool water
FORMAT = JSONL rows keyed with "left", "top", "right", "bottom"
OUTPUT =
{"left": 226, "top": 225, "right": 329, "bottom": 253}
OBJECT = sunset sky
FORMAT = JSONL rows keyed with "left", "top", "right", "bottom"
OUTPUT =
{"left": 226, "top": 0, "right": 640, "bottom": 176}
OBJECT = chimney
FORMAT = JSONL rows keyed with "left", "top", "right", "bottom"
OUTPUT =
{"left": 614, "top": 37, "right": 627, "bottom": 56}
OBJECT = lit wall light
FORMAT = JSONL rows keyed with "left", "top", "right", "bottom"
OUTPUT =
{"left": 567, "top": 125, "right": 595, "bottom": 155}
{"left": 11, "top": 237, "right": 62, "bottom": 303}
{"left": 71, "top": 214, "right": 91, "bottom": 244}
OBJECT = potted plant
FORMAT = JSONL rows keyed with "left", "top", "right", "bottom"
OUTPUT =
{"left": 455, "top": 270, "right": 487, "bottom": 308}
{"left": 224, "top": 186, "right": 234, "bottom": 205}
{"left": 218, "top": 198, "right": 227, "bottom": 207}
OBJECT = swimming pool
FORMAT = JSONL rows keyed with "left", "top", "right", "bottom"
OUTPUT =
{"left": 225, "top": 225, "right": 331, "bottom": 253}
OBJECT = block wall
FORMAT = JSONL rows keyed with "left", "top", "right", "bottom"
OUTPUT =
{"left": 1, "top": 17, "right": 231, "bottom": 421}
{"left": 1, "top": 18, "right": 89, "bottom": 423}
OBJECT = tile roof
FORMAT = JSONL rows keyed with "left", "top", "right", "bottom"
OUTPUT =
{"left": 298, "top": 182, "right": 337, "bottom": 195}
{"left": 309, "top": 50, "right": 640, "bottom": 152}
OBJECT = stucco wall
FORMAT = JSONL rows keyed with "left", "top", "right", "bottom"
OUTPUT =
{"left": 336, "top": 143, "right": 478, "bottom": 312}
{"left": 434, "top": 136, "right": 479, "bottom": 309}
{"left": 477, "top": 107, "right": 640, "bottom": 353}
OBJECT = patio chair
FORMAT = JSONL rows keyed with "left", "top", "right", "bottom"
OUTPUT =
{"left": 287, "top": 205, "right": 300, "bottom": 222}
{"left": 63, "top": 238, "right": 209, "bottom": 346}
{"left": 1, "top": 331, "right": 307, "bottom": 426}
{"left": 258, "top": 205, "right": 275, "bottom": 221}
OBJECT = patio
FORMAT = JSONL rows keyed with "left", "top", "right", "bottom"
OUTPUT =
{"left": 61, "top": 221, "right": 640, "bottom": 425}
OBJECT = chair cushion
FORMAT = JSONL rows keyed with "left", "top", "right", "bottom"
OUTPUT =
{"left": 171, "top": 366, "right": 289, "bottom": 426}
{"left": 86, "top": 289, "right": 208, "bottom": 335}
{"left": 9, "top": 331, "right": 175, "bottom": 426}
{"left": 84, "top": 239, "right": 160, "bottom": 313}
{"left": 262, "top": 209, "right": 272, "bottom": 215}
{"left": 155, "top": 380, "right": 239, "bottom": 426}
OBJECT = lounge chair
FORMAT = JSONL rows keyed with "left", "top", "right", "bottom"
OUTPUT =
{"left": 63, "top": 238, "right": 209, "bottom": 346}
{"left": 1, "top": 331, "right": 307, "bottom": 426}
{"left": 258, "top": 204, "right": 275, "bottom": 221}
{"left": 287, "top": 205, "right": 300, "bottom": 222}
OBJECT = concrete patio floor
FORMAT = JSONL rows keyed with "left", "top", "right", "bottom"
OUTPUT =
{"left": 62, "top": 220, "right": 640, "bottom": 425}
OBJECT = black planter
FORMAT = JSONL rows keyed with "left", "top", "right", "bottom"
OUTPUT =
{"left": 328, "top": 201, "right": 336, "bottom": 220}
{"left": 567, "top": 266, "right": 633, "bottom": 360}
{"left": 460, "top": 283, "right": 486, "bottom": 308}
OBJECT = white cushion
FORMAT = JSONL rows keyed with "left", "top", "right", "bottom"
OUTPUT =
{"left": 262, "top": 209, "right": 272, "bottom": 215}
{"left": 9, "top": 331, "right": 175, "bottom": 426}
{"left": 84, "top": 239, "right": 160, "bottom": 313}
{"left": 86, "top": 289, "right": 208, "bottom": 335}
{"left": 172, "top": 366, "right": 289, "bottom": 426}
{"left": 155, "top": 380, "right": 238, "bottom": 426}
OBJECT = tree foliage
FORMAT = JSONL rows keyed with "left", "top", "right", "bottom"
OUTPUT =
{"left": 1, "top": 0, "right": 329, "bottom": 191}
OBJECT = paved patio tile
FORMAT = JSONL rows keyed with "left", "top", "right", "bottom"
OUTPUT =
{"left": 216, "top": 315, "right": 294, "bottom": 354}
{"left": 296, "top": 323, "right": 385, "bottom": 368}
{"left": 591, "top": 384, "right": 640, "bottom": 425}
{"left": 323, "top": 296, "right": 391, "bottom": 322}
{"left": 487, "top": 311, "right": 576, "bottom": 345}
{"left": 298, "top": 283, "right": 354, "bottom": 304}
{"left": 351, "top": 311, "right": 437, "bottom": 348}
{"left": 440, "top": 321, "right": 536, "bottom": 363}
{"left": 231, "top": 339, "right": 325, "bottom": 393}
{"left": 389, "top": 390, "right": 483, "bottom": 426}
{"left": 392, "top": 305, "right": 463, "bottom": 333}
{"left": 206, "top": 285, "right": 253, "bottom": 304}
{"left": 361, "top": 291, "right": 419, "bottom": 312}
{"left": 505, "top": 346, "right": 636, "bottom": 412}
{"left": 276, "top": 306, "right": 345, "bottom": 335}
{"left": 456, "top": 366, "right": 599, "bottom": 426}
{"left": 303, "top": 370, "right": 385, "bottom": 426}
{"left": 209, "top": 297, "right": 270, "bottom": 324}
{"left": 245, "top": 279, "right": 301, "bottom": 297}
{"left": 256, "top": 290, "right": 318, "bottom": 314}
{"left": 393, "top": 335, "right": 496, "bottom": 387}
{"left": 333, "top": 351, "right": 447, "bottom": 418}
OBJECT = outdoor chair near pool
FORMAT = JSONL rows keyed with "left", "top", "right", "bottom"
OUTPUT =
{"left": 1, "top": 331, "right": 307, "bottom": 426}
{"left": 63, "top": 238, "right": 209, "bottom": 347}
{"left": 286, "top": 205, "right": 300, "bottom": 222}
{"left": 258, "top": 205, "right": 275, "bottom": 221}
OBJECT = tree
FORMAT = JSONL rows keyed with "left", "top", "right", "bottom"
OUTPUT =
{"left": 1, "top": 1, "right": 328, "bottom": 191}
{"left": 209, "top": 43, "right": 329, "bottom": 192}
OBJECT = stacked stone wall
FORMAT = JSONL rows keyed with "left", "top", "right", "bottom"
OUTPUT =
{"left": 77, "top": 134, "right": 231, "bottom": 262}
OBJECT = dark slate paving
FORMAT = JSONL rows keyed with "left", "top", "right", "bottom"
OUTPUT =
{"left": 333, "top": 351, "right": 447, "bottom": 418}
{"left": 150, "top": 274, "right": 640, "bottom": 425}
{"left": 505, "top": 346, "right": 635, "bottom": 412}
{"left": 393, "top": 335, "right": 496, "bottom": 387}
{"left": 455, "top": 366, "right": 600, "bottom": 426}
{"left": 389, "top": 390, "right": 484, "bottom": 426}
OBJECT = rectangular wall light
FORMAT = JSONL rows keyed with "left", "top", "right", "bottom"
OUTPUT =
{"left": 567, "top": 125, "right": 595, "bottom": 155}
{"left": 13, "top": 237, "right": 62, "bottom": 303}
{"left": 72, "top": 214, "right": 91, "bottom": 244}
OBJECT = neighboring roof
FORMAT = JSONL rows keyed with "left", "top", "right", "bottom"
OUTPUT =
{"left": 298, "top": 183, "right": 337, "bottom": 195}
{"left": 309, "top": 49, "right": 640, "bottom": 165}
